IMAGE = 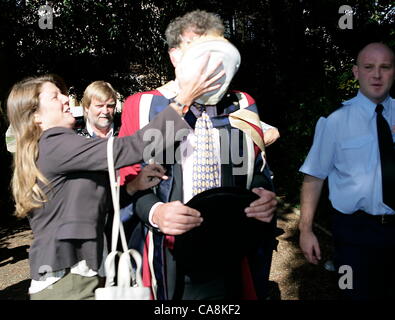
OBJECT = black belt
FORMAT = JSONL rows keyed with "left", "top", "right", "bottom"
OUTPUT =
{"left": 355, "top": 210, "right": 395, "bottom": 225}
{"left": 332, "top": 206, "right": 395, "bottom": 225}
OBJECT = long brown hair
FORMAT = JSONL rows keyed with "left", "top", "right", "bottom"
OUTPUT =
{"left": 7, "top": 75, "right": 59, "bottom": 218}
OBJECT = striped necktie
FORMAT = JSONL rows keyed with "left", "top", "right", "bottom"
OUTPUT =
{"left": 192, "top": 111, "right": 220, "bottom": 196}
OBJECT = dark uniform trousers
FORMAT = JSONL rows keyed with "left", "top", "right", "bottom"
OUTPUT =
{"left": 331, "top": 206, "right": 395, "bottom": 300}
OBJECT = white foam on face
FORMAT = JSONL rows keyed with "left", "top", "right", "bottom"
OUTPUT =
{"left": 178, "top": 39, "right": 241, "bottom": 105}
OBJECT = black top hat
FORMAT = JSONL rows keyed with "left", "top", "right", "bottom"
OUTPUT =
{"left": 173, "top": 186, "right": 269, "bottom": 274}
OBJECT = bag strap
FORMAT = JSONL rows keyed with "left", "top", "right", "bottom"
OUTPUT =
{"left": 118, "top": 249, "right": 145, "bottom": 287}
{"left": 106, "top": 137, "right": 146, "bottom": 289}
{"left": 107, "top": 137, "right": 129, "bottom": 253}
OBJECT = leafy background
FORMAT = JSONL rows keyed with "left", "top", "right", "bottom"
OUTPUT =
{"left": 1, "top": 0, "right": 394, "bottom": 222}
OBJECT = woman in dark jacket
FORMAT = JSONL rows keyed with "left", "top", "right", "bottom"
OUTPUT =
{"left": 7, "top": 66, "right": 222, "bottom": 299}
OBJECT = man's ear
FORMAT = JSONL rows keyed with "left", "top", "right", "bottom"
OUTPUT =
{"left": 33, "top": 112, "right": 42, "bottom": 125}
{"left": 169, "top": 48, "right": 182, "bottom": 68}
{"left": 83, "top": 105, "right": 90, "bottom": 117}
{"left": 352, "top": 65, "right": 359, "bottom": 80}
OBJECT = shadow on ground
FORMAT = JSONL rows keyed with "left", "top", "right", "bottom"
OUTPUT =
{"left": 0, "top": 217, "right": 30, "bottom": 267}
{"left": 0, "top": 198, "right": 345, "bottom": 301}
{"left": 0, "top": 217, "right": 31, "bottom": 300}
{"left": 283, "top": 229, "right": 342, "bottom": 300}
{"left": 271, "top": 197, "right": 343, "bottom": 300}
{"left": 0, "top": 245, "right": 29, "bottom": 268}
{"left": 0, "top": 217, "right": 30, "bottom": 241}
{"left": 0, "top": 279, "right": 29, "bottom": 300}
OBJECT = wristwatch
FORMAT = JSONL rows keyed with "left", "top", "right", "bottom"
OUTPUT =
{"left": 170, "top": 97, "right": 188, "bottom": 115}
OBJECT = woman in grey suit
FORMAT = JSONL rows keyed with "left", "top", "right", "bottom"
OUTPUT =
{"left": 7, "top": 66, "right": 221, "bottom": 299}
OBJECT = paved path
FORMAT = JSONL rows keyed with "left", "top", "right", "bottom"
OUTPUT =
{"left": 0, "top": 218, "right": 31, "bottom": 300}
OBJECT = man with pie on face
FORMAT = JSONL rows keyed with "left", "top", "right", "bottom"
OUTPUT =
{"left": 118, "top": 10, "right": 279, "bottom": 300}
{"left": 299, "top": 42, "right": 395, "bottom": 300}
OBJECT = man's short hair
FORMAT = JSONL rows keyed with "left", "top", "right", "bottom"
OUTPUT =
{"left": 81, "top": 81, "right": 118, "bottom": 110}
{"left": 165, "top": 10, "right": 225, "bottom": 49}
{"left": 355, "top": 42, "right": 395, "bottom": 66}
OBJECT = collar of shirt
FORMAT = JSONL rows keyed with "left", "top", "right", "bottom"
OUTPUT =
{"left": 189, "top": 103, "right": 218, "bottom": 118}
{"left": 86, "top": 120, "right": 114, "bottom": 138}
{"left": 356, "top": 90, "right": 392, "bottom": 119}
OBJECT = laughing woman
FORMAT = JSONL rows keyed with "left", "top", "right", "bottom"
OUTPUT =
{"left": 7, "top": 69, "right": 221, "bottom": 299}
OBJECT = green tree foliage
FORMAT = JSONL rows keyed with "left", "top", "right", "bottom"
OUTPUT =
{"left": 0, "top": 0, "right": 394, "bottom": 219}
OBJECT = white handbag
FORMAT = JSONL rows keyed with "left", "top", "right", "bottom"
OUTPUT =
{"left": 95, "top": 137, "right": 151, "bottom": 300}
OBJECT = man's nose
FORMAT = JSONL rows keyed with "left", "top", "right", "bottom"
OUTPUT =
{"left": 373, "top": 67, "right": 381, "bottom": 79}
{"left": 101, "top": 106, "right": 109, "bottom": 114}
{"left": 61, "top": 94, "right": 69, "bottom": 104}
